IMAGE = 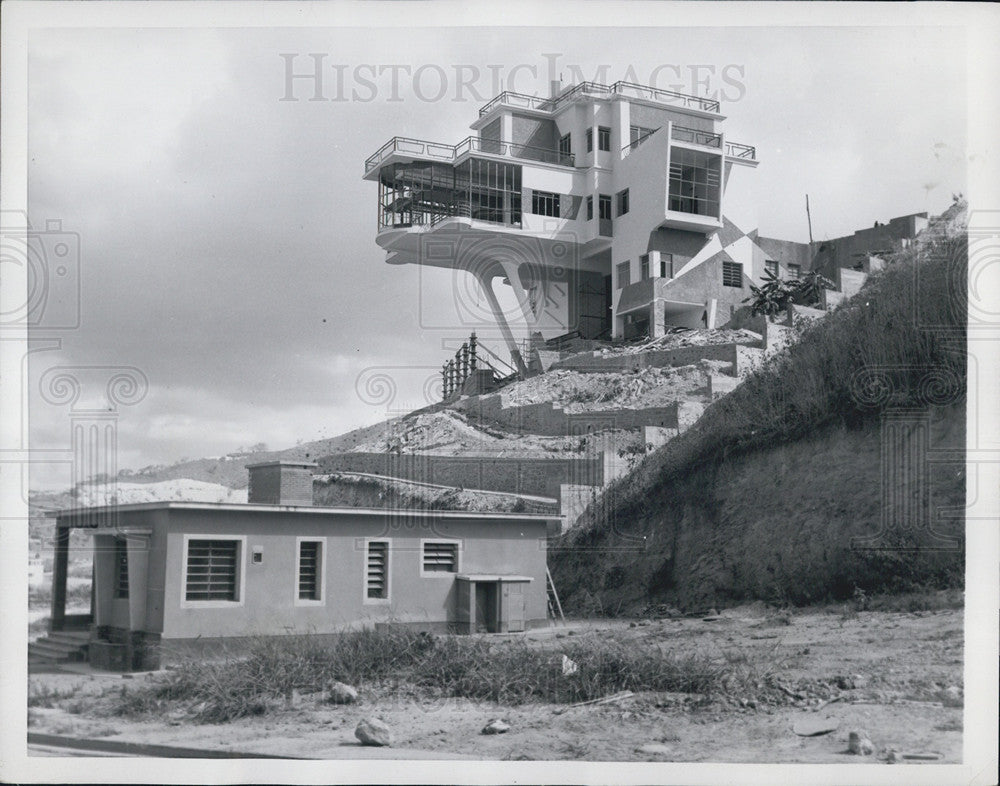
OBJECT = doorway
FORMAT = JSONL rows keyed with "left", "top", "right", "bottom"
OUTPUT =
{"left": 474, "top": 582, "right": 499, "bottom": 633}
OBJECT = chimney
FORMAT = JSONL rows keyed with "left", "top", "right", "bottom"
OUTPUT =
{"left": 550, "top": 78, "right": 563, "bottom": 99}
{"left": 246, "top": 460, "right": 317, "bottom": 506}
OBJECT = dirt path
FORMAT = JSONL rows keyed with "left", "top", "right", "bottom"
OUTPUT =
{"left": 27, "top": 607, "right": 963, "bottom": 763}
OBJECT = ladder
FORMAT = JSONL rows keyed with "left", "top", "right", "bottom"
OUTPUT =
{"left": 546, "top": 566, "right": 566, "bottom": 625}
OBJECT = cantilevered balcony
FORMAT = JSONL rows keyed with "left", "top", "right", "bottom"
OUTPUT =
{"left": 622, "top": 126, "right": 756, "bottom": 163}
{"left": 364, "top": 135, "right": 573, "bottom": 178}
{"left": 478, "top": 80, "right": 722, "bottom": 118}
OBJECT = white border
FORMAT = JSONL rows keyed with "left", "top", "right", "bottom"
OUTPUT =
{"left": 418, "top": 537, "right": 462, "bottom": 578}
{"left": 179, "top": 534, "right": 247, "bottom": 609}
{"left": 361, "top": 537, "right": 391, "bottom": 605}
{"left": 293, "top": 536, "right": 326, "bottom": 606}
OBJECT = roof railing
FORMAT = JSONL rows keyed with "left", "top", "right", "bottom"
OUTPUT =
{"left": 671, "top": 125, "right": 722, "bottom": 148}
{"left": 478, "top": 80, "right": 721, "bottom": 118}
{"left": 725, "top": 141, "right": 757, "bottom": 160}
{"left": 365, "top": 135, "right": 574, "bottom": 174}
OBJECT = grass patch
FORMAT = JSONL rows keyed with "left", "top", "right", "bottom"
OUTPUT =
{"left": 28, "top": 683, "right": 81, "bottom": 708}
{"left": 113, "top": 628, "right": 773, "bottom": 723}
{"left": 865, "top": 588, "right": 964, "bottom": 613}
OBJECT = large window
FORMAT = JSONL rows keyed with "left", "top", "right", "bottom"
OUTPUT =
{"left": 598, "top": 126, "right": 611, "bottom": 151}
{"left": 114, "top": 538, "right": 129, "bottom": 599}
{"left": 598, "top": 194, "right": 612, "bottom": 221}
{"left": 617, "top": 189, "right": 630, "bottom": 217}
{"left": 365, "top": 540, "right": 390, "bottom": 601}
{"left": 616, "top": 261, "right": 631, "bottom": 289}
{"left": 531, "top": 190, "right": 561, "bottom": 218}
{"left": 722, "top": 260, "right": 743, "bottom": 288}
{"left": 788, "top": 264, "right": 802, "bottom": 280}
{"left": 421, "top": 540, "right": 459, "bottom": 575}
{"left": 297, "top": 539, "right": 323, "bottom": 602}
{"left": 668, "top": 148, "right": 722, "bottom": 218}
{"left": 185, "top": 539, "right": 241, "bottom": 602}
{"left": 559, "top": 133, "right": 572, "bottom": 159}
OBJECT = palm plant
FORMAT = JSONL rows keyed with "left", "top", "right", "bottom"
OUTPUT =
{"left": 743, "top": 270, "right": 795, "bottom": 316}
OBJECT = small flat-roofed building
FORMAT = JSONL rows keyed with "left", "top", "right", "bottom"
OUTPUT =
{"left": 46, "top": 462, "right": 558, "bottom": 671}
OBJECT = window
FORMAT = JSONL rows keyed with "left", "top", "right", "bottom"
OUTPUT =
{"left": 297, "top": 539, "right": 322, "bottom": 601}
{"left": 185, "top": 538, "right": 241, "bottom": 602}
{"left": 586, "top": 195, "right": 593, "bottom": 221}
{"left": 617, "top": 188, "right": 630, "bottom": 216}
{"left": 559, "top": 133, "right": 571, "bottom": 159}
{"left": 598, "top": 126, "right": 610, "bottom": 151}
{"left": 630, "top": 124, "right": 655, "bottom": 146}
{"left": 788, "top": 264, "right": 802, "bottom": 280}
{"left": 722, "top": 260, "right": 743, "bottom": 288}
{"left": 421, "top": 540, "right": 459, "bottom": 575}
{"left": 764, "top": 259, "right": 779, "bottom": 278}
{"left": 616, "top": 261, "right": 631, "bottom": 289}
{"left": 586, "top": 128, "right": 593, "bottom": 153}
{"left": 598, "top": 194, "right": 612, "bottom": 221}
{"left": 114, "top": 538, "right": 129, "bottom": 599}
{"left": 660, "top": 254, "right": 674, "bottom": 279}
{"left": 365, "top": 540, "right": 389, "bottom": 601}
{"left": 531, "top": 190, "right": 561, "bottom": 218}
{"left": 640, "top": 254, "right": 650, "bottom": 281}
{"left": 668, "top": 148, "right": 722, "bottom": 217}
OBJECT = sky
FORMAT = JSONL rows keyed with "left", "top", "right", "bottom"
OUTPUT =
{"left": 23, "top": 22, "right": 970, "bottom": 488}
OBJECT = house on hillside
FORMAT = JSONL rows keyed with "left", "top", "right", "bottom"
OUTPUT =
{"left": 42, "top": 461, "right": 558, "bottom": 671}
{"left": 364, "top": 79, "right": 926, "bottom": 362}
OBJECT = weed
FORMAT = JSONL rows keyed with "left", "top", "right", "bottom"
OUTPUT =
{"left": 27, "top": 683, "right": 80, "bottom": 708}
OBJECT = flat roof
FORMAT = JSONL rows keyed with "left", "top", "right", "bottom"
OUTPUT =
{"left": 245, "top": 460, "right": 318, "bottom": 469}
{"left": 49, "top": 500, "right": 560, "bottom": 523}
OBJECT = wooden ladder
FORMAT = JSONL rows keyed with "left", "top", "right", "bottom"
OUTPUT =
{"left": 546, "top": 566, "right": 566, "bottom": 625}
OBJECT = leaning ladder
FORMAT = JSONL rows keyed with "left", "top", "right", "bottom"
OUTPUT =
{"left": 546, "top": 566, "right": 566, "bottom": 625}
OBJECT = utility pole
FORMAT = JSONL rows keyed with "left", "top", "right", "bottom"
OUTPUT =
{"left": 805, "top": 194, "right": 814, "bottom": 245}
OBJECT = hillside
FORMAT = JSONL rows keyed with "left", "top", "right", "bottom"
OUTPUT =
{"left": 550, "top": 202, "right": 968, "bottom": 611}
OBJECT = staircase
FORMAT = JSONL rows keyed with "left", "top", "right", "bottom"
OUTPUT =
{"left": 28, "top": 630, "right": 90, "bottom": 670}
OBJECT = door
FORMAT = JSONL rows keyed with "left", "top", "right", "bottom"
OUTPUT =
{"left": 474, "top": 582, "right": 499, "bottom": 633}
{"left": 500, "top": 582, "right": 526, "bottom": 632}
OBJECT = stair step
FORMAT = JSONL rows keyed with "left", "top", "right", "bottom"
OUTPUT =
{"left": 49, "top": 631, "right": 91, "bottom": 645}
{"left": 32, "top": 637, "right": 86, "bottom": 654}
{"left": 28, "top": 641, "right": 87, "bottom": 661}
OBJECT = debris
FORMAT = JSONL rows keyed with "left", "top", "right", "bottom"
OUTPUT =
{"left": 812, "top": 696, "right": 844, "bottom": 712}
{"left": 561, "top": 655, "right": 579, "bottom": 675}
{"left": 481, "top": 719, "right": 510, "bottom": 735}
{"left": 328, "top": 681, "right": 359, "bottom": 705}
{"left": 554, "top": 691, "right": 635, "bottom": 715}
{"left": 793, "top": 717, "right": 840, "bottom": 737}
{"left": 355, "top": 717, "right": 392, "bottom": 747}
{"left": 848, "top": 730, "right": 874, "bottom": 755}
{"left": 901, "top": 751, "right": 943, "bottom": 761}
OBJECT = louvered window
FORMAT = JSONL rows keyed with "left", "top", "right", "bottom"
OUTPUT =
{"left": 722, "top": 260, "right": 743, "bottom": 288}
{"left": 366, "top": 541, "right": 389, "bottom": 599}
{"left": 422, "top": 541, "right": 458, "bottom": 573}
{"left": 114, "top": 538, "right": 129, "bottom": 599}
{"left": 185, "top": 539, "right": 239, "bottom": 601}
{"left": 298, "top": 541, "right": 321, "bottom": 600}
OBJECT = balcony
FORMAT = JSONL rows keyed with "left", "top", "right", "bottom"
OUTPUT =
{"left": 670, "top": 125, "right": 722, "bottom": 149}
{"left": 478, "top": 80, "right": 721, "bottom": 119}
{"left": 725, "top": 141, "right": 757, "bottom": 161}
{"left": 365, "top": 135, "right": 574, "bottom": 176}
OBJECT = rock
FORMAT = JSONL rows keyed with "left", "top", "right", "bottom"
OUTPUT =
{"left": 328, "top": 681, "right": 359, "bottom": 705}
{"left": 852, "top": 674, "right": 869, "bottom": 689}
{"left": 636, "top": 743, "right": 672, "bottom": 755}
{"left": 355, "top": 717, "right": 392, "bottom": 747}
{"left": 481, "top": 718, "right": 510, "bottom": 735}
{"left": 848, "top": 730, "right": 874, "bottom": 755}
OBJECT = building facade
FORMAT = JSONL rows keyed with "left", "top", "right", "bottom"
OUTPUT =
{"left": 46, "top": 463, "right": 557, "bottom": 671}
{"left": 364, "top": 80, "right": 928, "bottom": 366}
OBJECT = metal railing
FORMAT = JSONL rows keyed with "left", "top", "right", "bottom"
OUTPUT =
{"left": 478, "top": 80, "right": 721, "bottom": 118}
{"left": 670, "top": 125, "right": 722, "bottom": 148}
{"left": 725, "top": 141, "right": 757, "bottom": 160}
{"left": 621, "top": 128, "right": 660, "bottom": 157}
{"left": 365, "top": 135, "right": 574, "bottom": 174}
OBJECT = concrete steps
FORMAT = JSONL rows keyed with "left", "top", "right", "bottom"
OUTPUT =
{"left": 28, "top": 630, "right": 89, "bottom": 668}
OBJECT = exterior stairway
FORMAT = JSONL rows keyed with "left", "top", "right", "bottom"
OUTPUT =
{"left": 28, "top": 630, "right": 90, "bottom": 670}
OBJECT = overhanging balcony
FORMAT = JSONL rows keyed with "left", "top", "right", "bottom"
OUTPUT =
{"left": 364, "top": 135, "right": 574, "bottom": 178}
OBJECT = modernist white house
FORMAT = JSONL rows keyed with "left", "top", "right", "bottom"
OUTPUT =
{"left": 364, "top": 79, "right": 776, "bottom": 372}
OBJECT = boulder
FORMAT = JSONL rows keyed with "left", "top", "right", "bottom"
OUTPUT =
{"left": 481, "top": 718, "right": 510, "bottom": 735}
{"left": 355, "top": 717, "right": 392, "bottom": 747}
{"left": 328, "top": 681, "right": 359, "bottom": 705}
{"left": 848, "top": 730, "right": 874, "bottom": 755}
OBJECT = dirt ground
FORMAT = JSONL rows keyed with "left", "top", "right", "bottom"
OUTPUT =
{"left": 27, "top": 606, "right": 963, "bottom": 763}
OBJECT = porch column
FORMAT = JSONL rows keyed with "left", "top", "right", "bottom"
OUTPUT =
{"left": 50, "top": 523, "right": 69, "bottom": 632}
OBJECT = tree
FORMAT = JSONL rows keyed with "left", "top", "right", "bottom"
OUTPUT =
{"left": 743, "top": 270, "right": 795, "bottom": 316}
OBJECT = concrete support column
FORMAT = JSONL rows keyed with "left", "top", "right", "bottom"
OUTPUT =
{"left": 473, "top": 270, "right": 528, "bottom": 377}
{"left": 50, "top": 524, "right": 70, "bottom": 632}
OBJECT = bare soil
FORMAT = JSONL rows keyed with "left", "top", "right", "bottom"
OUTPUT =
{"left": 27, "top": 606, "right": 962, "bottom": 763}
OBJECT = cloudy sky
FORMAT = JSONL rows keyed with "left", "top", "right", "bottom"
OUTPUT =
{"left": 23, "top": 18, "right": 973, "bottom": 488}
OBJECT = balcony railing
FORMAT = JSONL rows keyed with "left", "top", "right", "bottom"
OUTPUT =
{"left": 478, "top": 80, "right": 721, "bottom": 118}
{"left": 365, "top": 135, "right": 574, "bottom": 175}
{"left": 725, "top": 141, "right": 757, "bottom": 160}
{"left": 670, "top": 125, "right": 722, "bottom": 149}
{"left": 622, "top": 128, "right": 660, "bottom": 157}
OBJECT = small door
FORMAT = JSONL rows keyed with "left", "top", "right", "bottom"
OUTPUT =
{"left": 474, "top": 582, "right": 499, "bottom": 633}
{"left": 501, "top": 582, "right": 525, "bottom": 633}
